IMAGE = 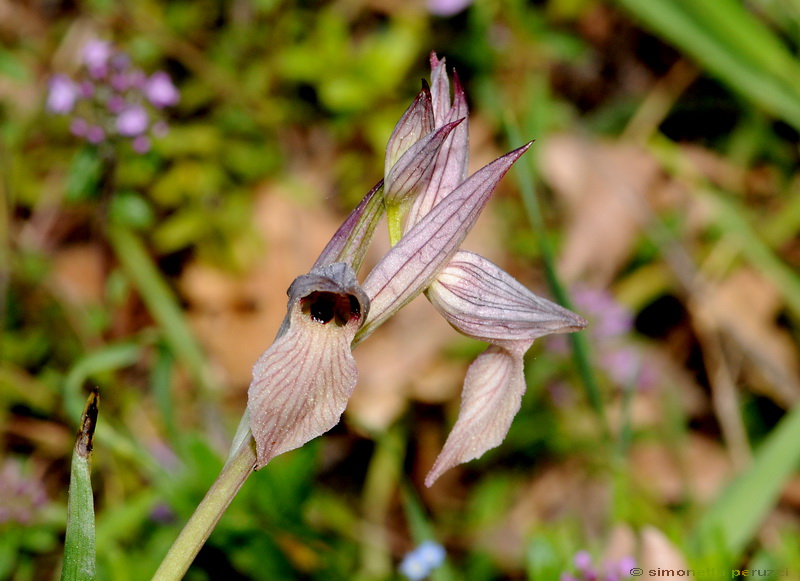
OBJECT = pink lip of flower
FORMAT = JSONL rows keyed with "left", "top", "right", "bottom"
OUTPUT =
{"left": 247, "top": 54, "right": 587, "bottom": 484}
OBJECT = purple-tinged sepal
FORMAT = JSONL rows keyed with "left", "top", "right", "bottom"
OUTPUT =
{"left": 356, "top": 142, "right": 533, "bottom": 344}
{"left": 405, "top": 70, "right": 470, "bottom": 230}
{"left": 385, "top": 84, "right": 434, "bottom": 174}
{"left": 423, "top": 251, "right": 586, "bottom": 484}
{"left": 384, "top": 119, "right": 463, "bottom": 208}
{"left": 313, "top": 180, "right": 385, "bottom": 273}
{"left": 247, "top": 262, "right": 369, "bottom": 469}
{"left": 426, "top": 250, "right": 587, "bottom": 349}
{"left": 425, "top": 345, "right": 525, "bottom": 486}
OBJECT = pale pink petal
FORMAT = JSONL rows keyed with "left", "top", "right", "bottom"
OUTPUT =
{"left": 405, "top": 71, "right": 469, "bottom": 229}
{"left": 385, "top": 85, "right": 434, "bottom": 175}
{"left": 425, "top": 346, "right": 525, "bottom": 486}
{"left": 426, "top": 250, "right": 587, "bottom": 349}
{"left": 313, "top": 179, "right": 384, "bottom": 273}
{"left": 356, "top": 142, "right": 533, "bottom": 344}
{"left": 248, "top": 263, "right": 368, "bottom": 468}
{"left": 384, "top": 119, "right": 463, "bottom": 207}
{"left": 428, "top": 54, "right": 451, "bottom": 126}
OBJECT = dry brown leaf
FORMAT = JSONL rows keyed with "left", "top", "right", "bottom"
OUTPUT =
{"left": 50, "top": 243, "right": 106, "bottom": 305}
{"left": 692, "top": 267, "right": 800, "bottom": 406}
{"left": 539, "top": 134, "right": 665, "bottom": 286}
{"left": 639, "top": 526, "right": 687, "bottom": 572}
{"left": 539, "top": 134, "right": 709, "bottom": 288}
{"left": 180, "top": 185, "right": 343, "bottom": 387}
{"left": 628, "top": 433, "right": 732, "bottom": 505}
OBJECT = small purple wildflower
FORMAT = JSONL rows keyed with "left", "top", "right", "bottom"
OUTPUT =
{"left": 70, "top": 118, "right": 89, "bottom": 137}
{"left": 399, "top": 541, "right": 446, "bottom": 581}
{"left": 145, "top": 71, "right": 180, "bottom": 108}
{"left": 86, "top": 125, "right": 106, "bottom": 144}
{"left": 132, "top": 135, "right": 151, "bottom": 154}
{"left": 82, "top": 39, "right": 112, "bottom": 76}
{"left": 428, "top": 0, "right": 474, "bottom": 17}
{"left": 46, "top": 38, "right": 179, "bottom": 153}
{"left": 563, "top": 551, "right": 636, "bottom": 581}
{"left": 574, "top": 550, "right": 593, "bottom": 572}
{"left": 0, "top": 459, "right": 49, "bottom": 525}
{"left": 46, "top": 74, "right": 79, "bottom": 114}
{"left": 116, "top": 105, "right": 149, "bottom": 136}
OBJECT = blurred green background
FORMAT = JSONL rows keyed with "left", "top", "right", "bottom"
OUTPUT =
{"left": 3, "top": 0, "right": 800, "bottom": 579}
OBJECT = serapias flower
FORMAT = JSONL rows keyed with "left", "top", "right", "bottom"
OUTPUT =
{"left": 247, "top": 53, "right": 586, "bottom": 484}
{"left": 248, "top": 263, "right": 369, "bottom": 467}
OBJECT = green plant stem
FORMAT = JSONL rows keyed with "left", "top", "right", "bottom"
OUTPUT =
{"left": 504, "top": 114, "right": 609, "bottom": 440}
{"left": 386, "top": 203, "right": 404, "bottom": 246}
{"left": 150, "top": 434, "right": 257, "bottom": 581}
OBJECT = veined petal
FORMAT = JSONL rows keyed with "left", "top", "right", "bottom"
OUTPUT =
{"left": 313, "top": 180, "right": 384, "bottom": 273}
{"left": 429, "top": 53, "right": 451, "bottom": 126}
{"left": 385, "top": 84, "right": 434, "bottom": 175}
{"left": 248, "top": 263, "right": 368, "bottom": 469}
{"left": 405, "top": 72, "right": 469, "bottom": 230}
{"left": 384, "top": 119, "right": 463, "bottom": 207}
{"left": 355, "top": 142, "right": 533, "bottom": 345}
{"left": 425, "top": 345, "right": 525, "bottom": 486}
{"left": 426, "top": 250, "right": 587, "bottom": 350}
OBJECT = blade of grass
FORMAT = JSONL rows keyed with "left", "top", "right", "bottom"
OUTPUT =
{"left": 62, "top": 390, "right": 99, "bottom": 581}
{"left": 690, "top": 400, "right": 800, "bottom": 561}
{"left": 681, "top": 0, "right": 800, "bottom": 84}
{"left": 64, "top": 342, "right": 141, "bottom": 423}
{"left": 107, "top": 225, "right": 216, "bottom": 395}
{"left": 359, "top": 425, "right": 404, "bottom": 579}
{"left": 615, "top": 0, "right": 800, "bottom": 130}
{"left": 504, "top": 82, "right": 608, "bottom": 438}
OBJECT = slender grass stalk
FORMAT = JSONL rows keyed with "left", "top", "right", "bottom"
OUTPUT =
{"left": 691, "top": 401, "right": 800, "bottom": 562}
{"left": 359, "top": 426, "right": 405, "bottom": 578}
{"left": 614, "top": 0, "right": 800, "bottom": 130}
{"left": 150, "top": 434, "right": 257, "bottom": 581}
{"left": 504, "top": 113, "right": 608, "bottom": 438}
{"left": 106, "top": 225, "right": 216, "bottom": 395}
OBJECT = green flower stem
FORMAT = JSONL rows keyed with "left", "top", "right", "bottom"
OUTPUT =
{"left": 386, "top": 203, "right": 404, "bottom": 246}
{"left": 150, "top": 434, "right": 257, "bottom": 581}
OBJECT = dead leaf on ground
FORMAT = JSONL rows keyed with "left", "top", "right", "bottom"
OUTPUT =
{"left": 539, "top": 134, "right": 669, "bottom": 286}
{"left": 639, "top": 526, "right": 687, "bottom": 572}
{"left": 179, "top": 184, "right": 343, "bottom": 388}
{"left": 628, "top": 433, "right": 732, "bottom": 505}
{"left": 691, "top": 267, "right": 800, "bottom": 407}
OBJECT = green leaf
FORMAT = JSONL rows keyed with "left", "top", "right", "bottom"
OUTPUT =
{"left": 614, "top": 0, "right": 800, "bottom": 130}
{"left": 107, "top": 225, "right": 216, "bottom": 395}
{"left": 691, "top": 401, "right": 800, "bottom": 563}
{"left": 62, "top": 390, "right": 99, "bottom": 581}
{"left": 65, "top": 147, "right": 103, "bottom": 202}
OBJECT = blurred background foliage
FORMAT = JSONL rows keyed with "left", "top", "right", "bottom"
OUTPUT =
{"left": 3, "top": 0, "right": 800, "bottom": 579}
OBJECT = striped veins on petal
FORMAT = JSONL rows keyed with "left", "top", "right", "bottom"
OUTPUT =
{"left": 246, "top": 53, "right": 586, "bottom": 483}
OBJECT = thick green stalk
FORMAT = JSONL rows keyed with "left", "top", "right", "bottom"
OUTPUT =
{"left": 150, "top": 435, "right": 257, "bottom": 581}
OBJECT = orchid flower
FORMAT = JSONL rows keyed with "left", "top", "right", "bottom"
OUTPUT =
{"left": 247, "top": 53, "right": 586, "bottom": 485}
